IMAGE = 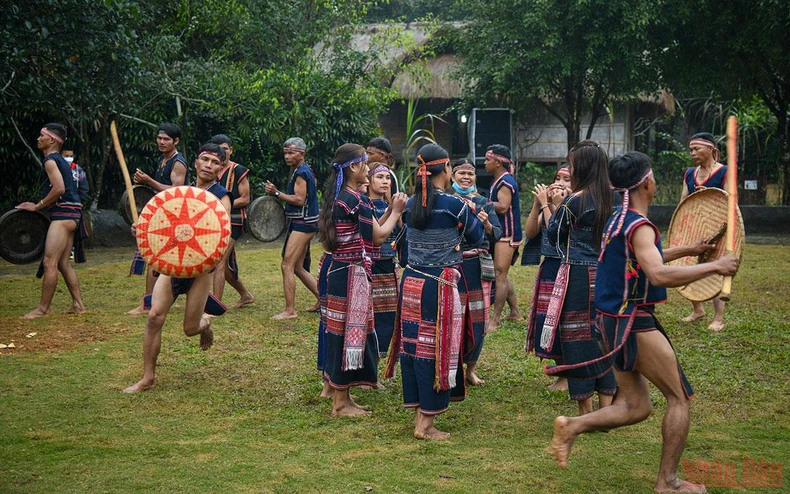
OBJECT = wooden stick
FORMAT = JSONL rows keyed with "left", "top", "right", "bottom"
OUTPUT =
{"left": 720, "top": 116, "right": 738, "bottom": 301}
{"left": 110, "top": 121, "right": 138, "bottom": 224}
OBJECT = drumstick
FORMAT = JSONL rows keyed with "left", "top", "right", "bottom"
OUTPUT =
{"left": 720, "top": 116, "right": 738, "bottom": 302}
{"left": 110, "top": 121, "right": 138, "bottom": 224}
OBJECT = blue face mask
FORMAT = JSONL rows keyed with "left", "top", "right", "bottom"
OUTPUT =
{"left": 452, "top": 182, "right": 476, "bottom": 195}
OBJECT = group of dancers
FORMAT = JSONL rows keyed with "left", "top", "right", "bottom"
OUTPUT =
{"left": 17, "top": 122, "right": 739, "bottom": 493}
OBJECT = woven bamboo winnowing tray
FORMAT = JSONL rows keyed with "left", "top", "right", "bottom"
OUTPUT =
{"left": 666, "top": 188, "right": 745, "bottom": 302}
{"left": 136, "top": 186, "right": 231, "bottom": 278}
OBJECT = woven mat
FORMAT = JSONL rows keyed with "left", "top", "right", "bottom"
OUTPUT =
{"left": 136, "top": 186, "right": 231, "bottom": 278}
{"left": 666, "top": 188, "right": 745, "bottom": 302}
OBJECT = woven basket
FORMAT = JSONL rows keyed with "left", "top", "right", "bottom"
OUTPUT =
{"left": 666, "top": 188, "right": 745, "bottom": 302}
{"left": 136, "top": 186, "right": 231, "bottom": 278}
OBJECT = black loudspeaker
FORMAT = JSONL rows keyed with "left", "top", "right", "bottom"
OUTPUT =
{"left": 469, "top": 108, "right": 514, "bottom": 193}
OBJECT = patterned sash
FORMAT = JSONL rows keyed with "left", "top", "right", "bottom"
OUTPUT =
{"left": 539, "top": 263, "right": 570, "bottom": 351}
{"left": 342, "top": 264, "right": 373, "bottom": 371}
{"left": 435, "top": 267, "right": 463, "bottom": 391}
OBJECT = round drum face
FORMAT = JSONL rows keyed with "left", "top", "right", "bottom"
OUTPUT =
{"left": 136, "top": 186, "right": 231, "bottom": 278}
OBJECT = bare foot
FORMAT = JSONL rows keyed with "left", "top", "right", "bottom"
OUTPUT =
{"left": 487, "top": 319, "right": 501, "bottom": 332}
{"left": 331, "top": 403, "right": 371, "bottom": 417}
{"left": 466, "top": 371, "right": 485, "bottom": 386}
{"left": 319, "top": 381, "right": 334, "bottom": 398}
{"left": 123, "top": 379, "right": 154, "bottom": 393}
{"left": 200, "top": 324, "right": 214, "bottom": 351}
{"left": 681, "top": 311, "right": 705, "bottom": 323}
{"left": 22, "top": 308, "right": 50, "bottom": 319}
{"left": 707, "top": 320, "right": 724, "bottom": 332}
{"left": 63, "top": 305, "right": 86, "bottom": 315}
{"left": 126, "top": 305, "right": 149, "bottom": 315}
{"left": 654, "top": 479, "right": 707, "bottom": 494}
{"left": 305, "top": 302, "right": 320, "bottom": 313}
{"left": 414, "top": 426, "right": 450, "bottom": 440}
{"left": 271, "top": 311, "right": 298, "bottom": 320}
{"left": 550, "top": 416, "right": 576, "bottom": 469}
{"left": 503, "top": 313, "right": 525, "bottom": 322}
{"left": 231, "top": 294, "right": 254, "bottom": 309}
{"left": 548, "top": 377, "right": 569, "bottom": 392}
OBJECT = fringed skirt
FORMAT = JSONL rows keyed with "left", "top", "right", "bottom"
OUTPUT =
{"left": 388, "top": 266, "right": 463, "bottom": 415}
{"left": 322, "top": 259, "right": 378, "bottom": 389}
{"left": 371, "top": 258, "right": 399, "bottom": 359}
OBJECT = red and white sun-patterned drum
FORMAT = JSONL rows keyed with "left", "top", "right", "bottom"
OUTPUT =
{"left": 136, "top": 186, "right": 231, "bottom": 278}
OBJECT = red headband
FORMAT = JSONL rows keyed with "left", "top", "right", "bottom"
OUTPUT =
{"left": 485, "top": 150, "right": 512, "bottom": 165}
{"left": 689, "top": 139, "right": 715, "bottom": 149}
{"left": 198, "top": 151, "right": 222, "bottom": 161}
{"left": 41, "top": 128, "right": 64, "bottom": 144}
{"left": 283, "top": 146, "right": 305, "bottom": 153}
{"left": 556, "top": 168, "right": 570, "bottom": 177}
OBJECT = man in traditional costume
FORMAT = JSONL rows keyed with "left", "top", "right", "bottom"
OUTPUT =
{"left": 123, "top": 143, "right": 232, "bottom": 393}
{"left": 486, "top": 144, "right": 524, "bottom": 330}
{"left": 679, "top": 132, "right": 729, "bottom": 331}
{"left": 265, "top": 137, "right": 320, "bottom": 319}
{"left": 549, "top": 151, "right": 738, "bottom": 494}
{"left": 210, "top": 134, "right": 254, "bottom": 309}
{"left": 127, "top": 123, "right": 189, "bottom": 315}
{"left": 386, "top": 144, "right": 485, "bottom": 440}
{"left": 16, "top": 124, "right": 87, "bottom": 318}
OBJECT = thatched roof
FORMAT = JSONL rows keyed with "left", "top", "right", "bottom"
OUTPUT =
{"left": 391, "top": 54, "right": 463, "bottom": 100}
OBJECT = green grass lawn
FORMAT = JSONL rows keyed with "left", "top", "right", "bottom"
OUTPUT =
{"left": 1, "top": 242, "right": 788, "bottom": 493}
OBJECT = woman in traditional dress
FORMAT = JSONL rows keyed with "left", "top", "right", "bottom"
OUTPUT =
{"left": 545, "top": 141, "right": 617, "bottom": 415}
{"left": 17, "top": 123, "right": 87, "bottom": 319}
{"left": 318, "top": 144, "right": 406, "bottom": 416}
{"left": 385, "top": 144, "right": 485, "bottom": 440}
{"left": 525, "top": 165, "right": 572, "bottom": 391}
{"left": 367, "top": 162, "right": 402, "bottom": 372}
{"left": 679, "top": 132, "right": 729, "bottom": 332}
{"left": 450, "top": 158, "right": 501, "bottom": 387}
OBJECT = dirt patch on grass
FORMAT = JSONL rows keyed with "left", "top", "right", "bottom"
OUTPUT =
{"left": 0, "top": 318, "right": 132, "bottom": 354}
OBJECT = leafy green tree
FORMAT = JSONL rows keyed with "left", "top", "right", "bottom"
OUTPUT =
{"left": 454, "top": 0, "right": 665, "bottom": 150}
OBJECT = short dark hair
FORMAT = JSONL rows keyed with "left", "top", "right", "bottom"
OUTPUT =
{"left": 210, "top": 134, "right": 232, "bottom": 146}
{"left": 43, "top": 123, "right": 67, "bottom": 144}
{"left": 157, "top": 122, "right": 181, "bottom": 141}
{"left": 368, "top": 137, "right": 392, "bottom": 154}
{"left": 608, "top": 152, "right": 652, "bottom": 190}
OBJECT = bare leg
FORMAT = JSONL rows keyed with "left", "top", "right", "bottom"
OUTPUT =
{"left": 707, "top": 298, "right": 725, "bottom": 332}
{"left": 273, "top": 231, "right": 314, "bottom": 320}
{"left": 503, "top": 280, "right": 523, "bottom": 321}
{"left": 548, "top": 377, "right": 569, "bottom": 391}
{"left": 127, "top": 267, "right": 157, "bottom": 315}
{"left": 23, "top": 221, "right": 76, "bottom": 319}
{"left": 598, "top": 392, "right": 614, "bottom": 409}
{"left": 414, "top": 409, "right": 450, "bottom": 440}
{"left": 212, "top": 237, "right": 234, "bottom": 302}
{"left": 331, "top": 388, "right": 370, "bottom": 417}
{"left": 57, "top": 227, "right": 85, "bottom": 314}
{"left": 227, "top": 269, "right": 254, "bottom": 309}
{"left": 681, "top": 301, "right": 705, "bottom": 323}
{"left": 123, "top": 275, "right": 176, "bottom": 393}
{"left": 181, "top": 274, "right": 214, "bottom": 350}
{"left": 465, "top": 362, "right": 485, "bottom": 385}
{"left": 320, "top": 379, "right": 333, "bottom": 398}
{"left": 550, "top": 369, "right": 652, "bottom": 468}
{"left": 577, "top": 397, "right": 594, "bottom": 416}
{"left": 490, "top": 242, "right": 515, "bottom": 330}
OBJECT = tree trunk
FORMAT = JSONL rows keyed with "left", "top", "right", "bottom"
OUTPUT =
{"left": 779, "top": 125, "right": 790, "bottom": 206}
{"left": 565, "top": 120, "right": 581, "bottom": 151}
